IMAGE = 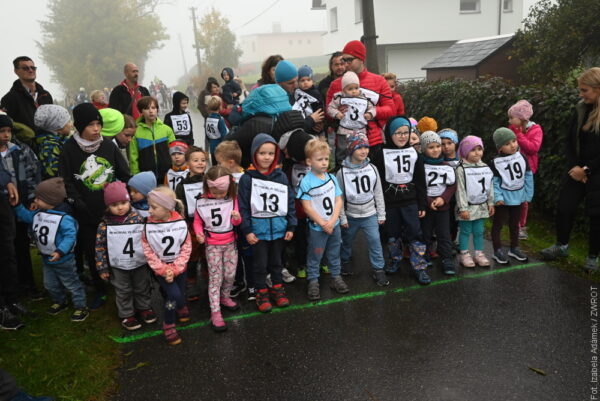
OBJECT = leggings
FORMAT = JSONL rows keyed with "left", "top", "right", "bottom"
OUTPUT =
{"left": 206, "top": 242, "right": 238, "bottom": 312}
{"left": 519, "top": 202, "right": 529, "bottom": 228}
{"left": 458, "top": 219, "right": 485, "bottom": 252}
{"left": 492, "top": 205, "right": 521, "bottom": 250}
{"left": 156, "top": 272, "right": 187, "bottom": 325}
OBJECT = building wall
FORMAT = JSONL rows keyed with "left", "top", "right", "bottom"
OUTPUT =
{"left": 239, "top": 32, "right": 326, "bottom": 64}
{"left": 383, "top": 42, "right": 455, "bottom": 81}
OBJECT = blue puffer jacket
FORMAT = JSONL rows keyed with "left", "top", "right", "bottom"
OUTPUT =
{"left": 491, "top": 150, "right": 534, "bottom": 206}
{"left": 238, "top": 133, "right": 296, "bottom": 241}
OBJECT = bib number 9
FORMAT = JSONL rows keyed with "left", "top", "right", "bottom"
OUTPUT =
{"left": 323, "top": 197, "right": 333, "bottom": 216}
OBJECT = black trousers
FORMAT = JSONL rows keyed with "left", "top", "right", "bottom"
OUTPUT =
{"left": 0, "top": 368, "right": 19, "bottom": 401}
{"left": 252, "top": 239, "right": 284, "bottom": 290}
{"left": 75, "top": 222, "right": 107, "bottom": 294}
{"left": 421, "top": 209, "right": 453, "bottom": 259}
{"left": 14, "top": 220, "right": 35, "bottom": 292}
{"left": 0, "top": 196, "right": 19, "bottom": 307}
{"left": 492, "top": 205, "right": 521, "bottom": 250}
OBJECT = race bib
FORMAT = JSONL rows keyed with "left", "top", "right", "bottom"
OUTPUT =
{"left": 342, "top": 165, "right": 377, "bottom": 204}
{"left": 32, "top": 212, "right": 64, "bottom": 255}
{"left": 360, "top": 87, "right": 380, "bottom": 105}
{"left": 424, "top": 164, "right": 456, "bottom": 197}
{"left": 183, "top": 182, "right": 203, "bottom": 217}
{"left": 171, "top": 114, "right": 191, "bottom": 137}
{"left": 135, "top": 208, "right": 149, "bottom": 218}
{"left": 339, "top": 97, "right": 368, "bottom": 130}
{"left": 464, "top": 166, "right": 494, "bottom": 205}
{"left": 106, "top": 224, "right": 146, "bottom": 270}
{"left": 493, "top": 152, "right": 527, "bottom": 191}
{"left": 232, "top": 172, "right": 243, "bottom": 184}
{"left": 205, "top": 117, "right": 221, "bottom": 139}
{"left": 250, "top": 178, "right": 288, "bottom": 218}
{"left": 145, "top": 220, "right": 189, "bottom": 263}
{"left": 291, "top": 163, "right": 311, "bottom": 188}
{"left": 292, "top": 89, "right": 317, "bottom": 118}
{"left": 383, "top": 148, "right": 418, "bottom": 184}
{"left": 166, "top": 169, "right": 189, "bottom": 191}
{"left": 196, "top": 198, "right": 234, "bottom": 233}
{"left": 308, "top": 178, "right": 336, "bottom": 220}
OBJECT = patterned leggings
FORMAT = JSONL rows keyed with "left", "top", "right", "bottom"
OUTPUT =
{"left": 206, "top": 242, "right": 238, "bottom": 312}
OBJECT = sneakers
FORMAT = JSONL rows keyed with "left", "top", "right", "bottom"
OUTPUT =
{"left": 385, "top": 259, "right": 401, "bottom": 274}
{"left": 387, "top": 238, "right": 402, "bottom": 260}
{"left": 163, "top": 323, "right": 182, "bottom": 345}
{"left": 265, "top": 274, "right": 273, "bottom": 288}
{"left": 296, "top": 267, "right": 307, "bottom": 279}
{"left": 508, "top": 247, "right": 528, "bottom": 262}
{"left": 139, "top": 309, "right": 157, "bottom": 324}
{"left": 428, "top": 249, "right": 439, "bottom": 259}
{"left": 29, "top": 288, "right": 46, "bottom": 302}
{"left": 493, "top": 249, "right": 509, "bottom": 264}
{"left": 414, "top": 269, "right": 431, "bottom": 285}
{"left": 177, "top": 306, "right": 190, "bottom": 322}
{"left": 372, "top": 270, "right": 390, "bottom": 286}
{"left": 320, "top": 264, "right": 330, "bottom": 274}
{"left": 230, "top": 282, "right": 246, "bottom": 298}
{"left": 458, "top": 251, "right": 475, "bottom": 268}
{"left": 441, "top": 258, "right": 456, "bottom": 275}
{"left": 307, "top": 280, "right": 320, "bottom": 301}
{"left": 584, "top": 256, "right": 599, "bottom": 273}
{"left": 519, "top": 227, "right": 528, "bottom": 240}
{"left": 71, "top": 308, "right": 89, "bottom": 322}
{"left": 8, "top": 302, "right": 31, "bottom": 316}
{"left": 247, "top": 287, "right": 257, "bottom": 301}
{"left": 0, "top": 307, "right": 24, "bottom": 330}
{"left": 89, "top": 293, "right": 107, "bottom": 310}
{"left": 121, "top": 316, "right": 142, "bottom": 331}
{"left": 341, "top": 260, "right": 353, "bottom": 276}
{"left": 329, "top": 276, "right": 349, "bottom": 294}
{"left": 47, "top": 302, "right": 69, "bottom": 315}
{"left": 474, "top": 251, "right": 491, "bottom": 267}
{"left": 220, "top": 297, "right": 240, "bottom": 311}
{"left": 7, "top": 391, "right": 54, "bottom": 401}
{"left": 211, "top": 311, "right": 227, "bottom": 332}
{"left": 255, "top": 288, "right": 272, "bottom": 312}
{"left": 281, "top": 268, "right": 296, "bottom": 283}
{"left": 540, "top": 243, "right": 569, "bottom": 260}
{"left": 269, "top": 284, "right": 290, "bottom": 307}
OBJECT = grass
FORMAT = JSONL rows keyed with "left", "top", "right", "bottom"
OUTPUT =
{"left": 0, "top": 252, "right": 122, "bottom": 401}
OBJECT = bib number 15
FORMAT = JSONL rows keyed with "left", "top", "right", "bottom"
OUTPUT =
{"left": 393, "top": 154, "right": 412, "bottom": 173}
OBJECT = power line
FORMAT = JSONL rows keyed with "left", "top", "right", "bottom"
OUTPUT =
{"left": 233, "top": 0, "right": 281, "bottom": 30}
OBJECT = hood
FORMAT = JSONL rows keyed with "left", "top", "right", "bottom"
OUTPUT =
{"left": 251, "top": 133, "right": 280, "bottom": 176}
{"left": 271, "top": 110, "right": 306, "bottom": 142}
{"left": 221, "top": 68, "right": 234, "bottom": 82}
{"left": 384, "top": 115, "right": 412, "bottom": 149}
{"left": 171, "top": 91, "right": 189, "bottom": 113}
{"left": 342, "top": 156, "right": 370, "bottom": 169}
{"left": 241, "top": 84, "right": 291, "bottom": 120}
{"left": 282, "top": 128, "right": 313, "bottom": 162}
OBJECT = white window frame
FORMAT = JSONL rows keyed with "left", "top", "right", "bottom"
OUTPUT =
{"left": 460, "top": 0, "right": 481, "bottom": 13}
{"left": 355, "top": 0, "right": 363, "bottom": 23}
{"left": 503, "top": 0, "right": 513, "bottom": 12}
{"left": 330, "top": 7, "right": 338, "bottom": 32}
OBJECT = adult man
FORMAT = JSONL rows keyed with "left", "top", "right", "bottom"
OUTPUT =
{"left": 108, "top": 63, "right": 150, "bottom": 120}
{"left": 326, "top": 40, "right": 395, "bottom": 167}
{"left": 317, "top": 51, "right": 345, "bottom": 100}
{"left": 1, "top": 56, "right": 53, "bottom": 131}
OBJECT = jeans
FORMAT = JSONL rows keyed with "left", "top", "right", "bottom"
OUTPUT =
{"left": 386, "top": 203, "right": 423, "bottom": 242}
{"left": 421, "top": 209, "right": 453, "bottom": 259}
{"left": 307, "top": 225, "right": 342, "bottom": 281}
{"left": 43, "top": 257, "right": 87, "bottom": 309}
{"left": 156, "top": 272, "right": 187, "bottom": 325}
{"left": 341, "top": 215, "right": 385, "bottom": 270}
{"left": 253, "top": 239, "right": 284, "bottom": 290}
{"left": 458, "top": 219, "right": 485, "bottom": 252}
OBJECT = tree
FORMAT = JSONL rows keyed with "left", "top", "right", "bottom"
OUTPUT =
{"left": 512, "top": 0, "right": 600, "bottom": 83}
{"left": 39, "top": 0, "right": 168, "bottom": 93}
{"left": 194, "top": 8, "right": 242, "bottom": 75}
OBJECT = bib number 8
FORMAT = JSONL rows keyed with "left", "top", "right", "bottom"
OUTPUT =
{"left": 260, "top": 193, "right": 279, "bottom": 213}
{"left": 34, "top": 224, "right": 50, "bottom": 246}
{"left": 207, "top": 124, "right": 216, "bottom": 135}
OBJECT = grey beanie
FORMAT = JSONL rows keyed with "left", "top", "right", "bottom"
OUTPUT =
{"left": 34, "top": 104, "right": 71, "bottom": 132}
{"left": 419, "top": 130, "right": 441, "bottom": 149}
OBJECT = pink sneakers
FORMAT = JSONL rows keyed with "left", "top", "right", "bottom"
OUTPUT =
{"left": 220, "top": 297, "right": 240, "bottom": 311}
{"left": 163, "top": 323, "right": 181, "bottom": 345}
{"left": 458, "top": 251, "right": 475, "bottom": 268}
{"left": 473, "top": 251, "right": 491, "bottom": 267}
{"left": 211, "top": 311, "right": 226, "bottom": 332}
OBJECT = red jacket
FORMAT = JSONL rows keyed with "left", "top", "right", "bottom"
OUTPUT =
{"left": 392, "top": 91, "right": 405, "bottom": 116}
{"left": 509, "top": 123, "right": 543, "bottom": 174}
{"left": 326, "top": 68, "right": 395, "bottom": 146}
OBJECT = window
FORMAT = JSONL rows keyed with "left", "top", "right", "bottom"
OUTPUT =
{"left": 460, "top": 0, "right": 480, "bottom": 13}
{"left": 330, "top": 7, "right": 338, "bottom": 32}
{"left": 355, "top": 0, "right": 363, "bottom": 23}
{"left": 311, "top": 0, "right": 326, "bottom": 10}
{"left": 503, "top": 0, "right": 513, "bottom": 12}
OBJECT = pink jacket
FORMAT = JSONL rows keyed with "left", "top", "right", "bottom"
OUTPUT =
{"left": 142, "top": 211, "right": 192, "bottom": 277}
{"left": 509, "top": 122, "right": 543, "bottom": 173}
{"left": 193, "top": 196, "right": 242, "bottom": 246}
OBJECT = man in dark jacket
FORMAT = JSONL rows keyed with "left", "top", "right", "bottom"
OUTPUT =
{"left": 0, "top": 56, "right": 53, "bottom": 131}
{"left": 108, "top": 63, "right": 150, "bottom": 120}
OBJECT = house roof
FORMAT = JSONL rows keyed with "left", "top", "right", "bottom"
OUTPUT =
{"left": 422, "top": 34, "right": 514, "bottom": 70}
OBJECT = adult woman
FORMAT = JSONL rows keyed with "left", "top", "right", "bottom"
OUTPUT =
{"left": 251, "top": 54, "right": 283, "bottom": 91}
{"left": 59, "top": 103, "right": 130, "bottom": 308}
{"left": 541, "top": 67, "right": 600, "bottom": 271}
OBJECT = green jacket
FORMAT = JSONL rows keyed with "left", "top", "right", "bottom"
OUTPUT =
{"left": 129, "top": 117, "right": 175, "bottom": 179}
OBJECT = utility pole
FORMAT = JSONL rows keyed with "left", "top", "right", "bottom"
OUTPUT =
{"left": 190, "top": 7, "right": 202, "bottom": 76}
{"left": 178, "top": 33, "right": 188, "bottom": 76}
{"left": 361, "top": 0, "right": 379, "bottom": 73}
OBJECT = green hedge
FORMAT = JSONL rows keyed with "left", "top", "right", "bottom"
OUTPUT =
{"left": 398, "top": 77, "right": 580, "bottom": 216}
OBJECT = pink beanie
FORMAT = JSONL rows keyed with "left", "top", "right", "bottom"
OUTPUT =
{"left": 342, "top": 71, "right": 360, "bottom": 89}
{"left": 104, "top": 181, "right": 130, "bottom": 206}
{"left": 458, "top": 135, "right": 484, "bottom": 159}
{"left": 508, "top": 100, "right": 533, "bottom": 121}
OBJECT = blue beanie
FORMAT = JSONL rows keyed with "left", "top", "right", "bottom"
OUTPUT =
{"left": 438, "top": 128, "right": 459, "bottom": 144}
{"left": 275, "top": 60, "right": 298, "bottom": 83}
{"left": 298, "top": 65, "right": 313, "bottom": 80}
{"left": 128, "top": 171, "right": 156, "bottom": 196}
{"left": 388, "top": 117, "right": 411, "bottom": 135}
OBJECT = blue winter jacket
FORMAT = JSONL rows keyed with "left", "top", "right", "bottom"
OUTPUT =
{"left": 14, "top": 204, "right": 78, "bottom": 265}
{"left": 491, "top": 151, "right": 534, "bottom": 206}
{"left": 238, "top": 133, "right": 297, "bottom": 241}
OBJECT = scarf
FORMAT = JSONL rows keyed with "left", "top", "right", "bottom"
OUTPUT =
{"left": 422, "top": 154, "right": 444, "bottom": 165}
{"left": 73, "top": 132, "right": 103, "bottom": 153}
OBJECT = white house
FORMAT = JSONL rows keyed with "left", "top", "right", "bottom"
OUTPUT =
{"left": 313, "top": 0, "right": 540, "bottom": 80}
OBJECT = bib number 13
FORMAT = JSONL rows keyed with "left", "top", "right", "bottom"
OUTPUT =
{"left": 260, "top": 193, "right": 279, "bottom": 213}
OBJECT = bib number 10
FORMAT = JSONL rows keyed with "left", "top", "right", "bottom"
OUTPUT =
{"left": 260, "top": 193, "right": 279, "bottom": 213}
{"left": 351, "top": 175, "right": 371, "bottom": 194}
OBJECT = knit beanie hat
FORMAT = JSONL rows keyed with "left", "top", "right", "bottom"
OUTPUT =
{"left": 73, "top": 103, "right": 103, "bottom": 134}
{"left": 128, "top": 171, "right": 157, "bottom": 197}
{"left": 343, "top": 40, "right": 366, "bottom": 62}
{"left": 99, "top": 108, "right": 125, "bottom": 137}
{"left": 347, "top": 133, "right": 369, "bottom": 155}
{"left": 285, "top": 129, "right": 313, "bottom": 162}
{"left": 388, "top": 116, "right": 411, "bottom": 135}
{"left": 35, "top": 177, "right": 66, "bottom": 207}
{"left": 298, "top": 65, "right": 313, "bottom": 80}
{"left": 104, "top": 181, "right": 130, "bottom": 206}
{"left": 508, "top": 99, "right": 533, "bottom": 121}
{"left": 420, "top": 131, "right": 441, "bottom": 149}
{"left": 342, "top": 71, "right": 360, "bottom": 89}
{"left": 409, "top": 117, "right": 418, "bottom": 128}
{"left": 34, "top": 104, "right": 71, "bottom": 132}
{"left": 458, "top": 135, "right": 484, "bottom": 159}
{"left": 493, "top": 127, "right": 517, "bottom": 149}
{"left": 275, "top": 60, "right": 298, "bottom": 83}
{"left": 416, "top": 117, "right": 437, "bottom": 134}
{"left": 0, "top": 114, "right": 13, "bottom": 129}
{"left": 438, "top": 128, "right": 459, "bottom": 144}
{"left": 169, "top": 140, "right": 189, "bottom": 155}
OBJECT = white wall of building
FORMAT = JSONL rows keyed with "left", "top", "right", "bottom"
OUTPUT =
{"left": 240, "top": 32, "right": 325, "bottom": 64}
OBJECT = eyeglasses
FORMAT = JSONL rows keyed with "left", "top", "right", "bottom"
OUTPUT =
{"left": 342, "top": 57, "right": 355, "bottom": 63}
{"left": 394, "top": 131, "right": 410, "bottom": 136}
{"left": 19, "top": 66, "right": 37, "bottom": 71}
